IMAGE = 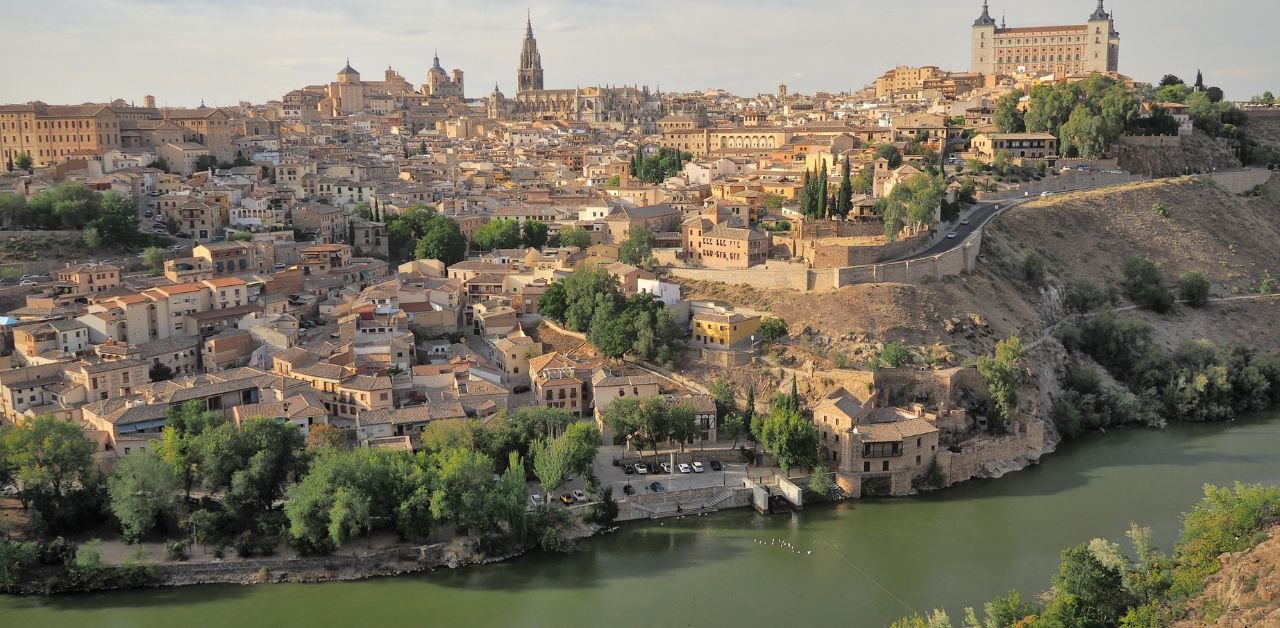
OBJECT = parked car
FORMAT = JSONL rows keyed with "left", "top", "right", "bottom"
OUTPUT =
{"left": 659, "top": 462, "right": 672, "bottom": 474}
{"left": 273, "top": 263, "right": 287, "bottom": 270}
{"left": 559, "top": 493, "right": 574, "bottom": 506}
{"left": 946, "top": 231, "right": 959, "bottom": 239}
{"left": 19, "top": 280, "right": 37, "bottom": 286}
{"left": 692, "top": 462, "right": 705, "bottom": 473}
{"left": 709, "top": 460, "right": 722, "bottom": 471}
{"left": 634, "top": 463, "right": 649, "bottom": 475}
{"left": 623, "top": 464, "right": 635, "bottom": 475}
{"left": 529, "top": 494, "right": 545, "bottom": 507}
{"left": 1, "top": 484, "right": 18, "bottom": 497}
{"left": 513, "top": 384, "right": 531, "bottom": 394}
{"left": 648, "top": 482, "right": 665, "bottom": 493}
{"left": 622, "top": 484, "right": 635, "bottom": 496}
{"left": 572, "top": 490, "right": 587, "bottom": 503}
{"left": 144, "top": 211, "right": 153, "bottom": 217}
{"left": 677, "top": 463, "right": 691, "bottom": 474}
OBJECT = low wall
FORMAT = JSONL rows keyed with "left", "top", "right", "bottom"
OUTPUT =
{"left": 935, "top": 419, "right": 1048, "bottom": 487}
{"left": 1205, "top": 169, "right": 1273, "bottom": 194}
{"left": 151, "top": 544, "right": 444, "bottom": 586}
{"left": 668, "top": 265, "right": 813, "bottom": 292}
{"left": 699, "top": 346, "right": 754, "bottom": 367}
{"left": 616, "top": 485, "right": 752, "bottom": 521}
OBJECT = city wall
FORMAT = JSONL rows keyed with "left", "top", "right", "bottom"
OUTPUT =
{"left": 935, "top": 419, "right": 1049, "bottom": 487}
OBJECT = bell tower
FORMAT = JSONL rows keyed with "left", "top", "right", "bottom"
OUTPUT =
{"left": 970, "top": 1, "right": 998, "bottom": 75}
{"left": 517, "top": 12, "right": 544, "bottom": 93}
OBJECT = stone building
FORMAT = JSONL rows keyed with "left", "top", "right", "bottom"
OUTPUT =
{"left": 423, "top": 52, "right": 465, "bottom": 99}
{"left": 970, "top": 1, "right": 1120, "bottom": 77}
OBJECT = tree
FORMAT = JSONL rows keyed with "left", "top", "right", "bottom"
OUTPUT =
{"left": 1159, "top": 74, "right": 1184, "bottom": 87}
{"left": 587, "top": 294, "right": 632, "bottom": 359}
{"left": 557, "top": 225, "right": 592, "bottom": 249}
{"left": 835, "top": 157, "right": 853, "bottom": 218}
{"left": 603, "top": 397, "right": 673, "bottom": 459}
{"left": 107, "top": 450, "right": 179, "bottom": 542}
{"left": 91, "top": 191, "right": 141, "bottom": 246}
{"left": 471, "top": 218, "right": 521, "bottom": 251}
{"left": 306, "top": 424, "right": 347, "bottom": 451}
{"left": 758, "top": 317, "right": 788, "bottom": 343}
{"left": 559, "top": 422, "right": 600, "bottom": 476}
{"left": 143, "top": 246, "right": 167, "bottom": 273}
{"left": 521, "top": 219, "right": 549, "bottom": 249}
{"left": 1206, "top": 86, "right": 1224, "bottom": 104}
{"left": 709, "top": 379, "right": 739, "bottom": 418}
{"left": 723, "top": 414, "right": 746, "bottom": 448}
{"left": 875, "top": 144, "right": 903, "bottom": 168}
{"left": 1177, "top": 271, "right": 1211, "bottom": 308}
{"left": 429, "top": 448, "right": 496, "bottom": 533}
{"left": 758, "top": 406, "right": 818, "bottom": 475}
{"left": 1059, "top": 106, "right": 1107, "bottom": 158}
{"left": 193, "top": 155, "right": 219, "bottom": 172}
{"left": 879, "top": 341, "right": 912, "bottom": 368}
{"left": 994, "top": 91, "right": 1025, "bottom": 133}
{"left": 1123, "top": 257, "right": 1174, "bottom": 313}
{"left": 155, "top": 401, "right": 225, "bottom": 499}
{"left": 530, "top": 438, "right": 569, "bottom": 502}
{"left": 977, "top": 337, "right": 1024, "bottom": 431}
{"left": 145, "top": 158, "right": 170, "bottom": 173}
{"left": 414, "top": 216, "right": 466, "bottom": 265}
{"left": 618, "top": 226, "right": 655, "bottom": 265}
{"left": 14, "top": 153, "right": 33, "bottom": 170}
{"left": 808, "top": 469, "right": 834, "bottom": 497}
{"left": 3, "top": 416, "right": 102, "bottom": 532}
{"left": 1041, "top": 544, "right": 1131, "bottom": 627}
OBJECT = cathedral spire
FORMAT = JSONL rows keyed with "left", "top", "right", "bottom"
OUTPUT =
{"left": 1090, "top": 0, "right": 1109, "bottom": 20}
{"left": 526, "top": 9, "right": 533, "bottom": 38}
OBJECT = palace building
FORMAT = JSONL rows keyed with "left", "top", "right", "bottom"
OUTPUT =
{"left": 488, "top": 15, "right": 661, "bottom": 126}
{"left": 970, "top": 1, "right": 1119, "bottom": 77}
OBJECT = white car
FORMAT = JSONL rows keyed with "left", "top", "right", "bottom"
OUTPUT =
{"left": 946, "top": 231, "right": 959, "bottom": 239}
{"left": 678, "top": 463, "right": 692, "bottom": 474}
{"left": 1041, "top": 191, "right": 1053, "bottom": 197}
{"left": 19, "top": 280, "right": 37, "bottom": 286}
{"left": 529, "top": 494, "right": 545, "bottom": 507}
{"left": 634, "top": 463, "right": 649, "bottom": 475}
{"left": 691, "top": 462, "right": 705, "bottom": 473}
{"left": 572, "top": 489, "right": 587, "bottom": 503}
{"left": 659, "top": 462, "right": 672, "bottom": 474}
{"left": 960, "top": 219, "right": 970, "bottom": 226}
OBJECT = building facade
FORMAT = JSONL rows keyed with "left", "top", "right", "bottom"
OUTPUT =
{"left": 970, "top": 1, "right": 1119, "bottom": 77}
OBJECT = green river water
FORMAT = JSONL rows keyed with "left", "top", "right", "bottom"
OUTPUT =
{"left": 3, "top": 412, "right": 1279, "bottom": 628}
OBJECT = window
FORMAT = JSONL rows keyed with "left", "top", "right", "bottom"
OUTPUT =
{"left": 863, "top": 461, "right": 871, "bottom": 472}
{"left": 916, "top": 455, "right": 922, "bottom": 465}
{"left": 882, "top": 461, "right": 889, "bottom": 471}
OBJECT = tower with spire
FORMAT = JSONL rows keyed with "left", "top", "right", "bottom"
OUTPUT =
{"left": 970, "top": 1, "right": 998, "bottom": 76}
{"left": 517, "top": 11, "right": 544, "bottom": 93}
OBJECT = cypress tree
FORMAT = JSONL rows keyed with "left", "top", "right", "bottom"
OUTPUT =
{"left": 837, "top": 156, "right": 853, "bottom": 218}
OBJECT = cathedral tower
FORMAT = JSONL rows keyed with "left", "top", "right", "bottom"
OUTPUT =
{"left": 517, "top": 13, "right": 544, "bottom": 93}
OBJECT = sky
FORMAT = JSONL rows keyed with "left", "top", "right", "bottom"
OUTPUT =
{"left": 2, "top": 0, "right": 1277, "bottom": 107}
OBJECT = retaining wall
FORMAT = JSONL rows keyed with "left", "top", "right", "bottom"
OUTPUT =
{"left": 935, "top": 419, "right": 1048, "bottom": 487}
{"left": 1204, "top": 169, "right": 1273, "bottom": 194}
{"left": 616, "top": 485, "right": 752, "bottom": 521}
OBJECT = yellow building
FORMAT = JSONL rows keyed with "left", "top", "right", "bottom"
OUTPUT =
{"left": 0, "top": 103, "right": 123, "bottom": 167}
{"left": 970, "top": 1, "right": 1120, "bottom": 77}
{"left": 691, "top": 309, "right": 762, "bottom": 349}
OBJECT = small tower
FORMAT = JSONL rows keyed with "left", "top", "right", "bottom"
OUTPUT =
{"left": 970, "top": 1, "right": 998, "bottom": 75}
{"left": 143, "top": 95, "right": 156, "bottom": 109}
{"left": 779, "top": 82, "right": 788, "bottom": 99}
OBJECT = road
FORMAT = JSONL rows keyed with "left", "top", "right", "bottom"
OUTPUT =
{"left": 899, "top": 201, "right": 1002, "bottom": 261}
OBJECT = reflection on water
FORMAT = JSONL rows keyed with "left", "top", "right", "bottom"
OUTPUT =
{"left": 3, "top": 413, "right": 1278, "bottom": 628}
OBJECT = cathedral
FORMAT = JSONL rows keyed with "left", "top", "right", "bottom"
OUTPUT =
{"left": 488, "top": 15, "right": 661, "bottom": 126}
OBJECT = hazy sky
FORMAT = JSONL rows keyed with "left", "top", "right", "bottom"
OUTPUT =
{"left": 3, "top": 0, "right": 1277, "bottom": 107}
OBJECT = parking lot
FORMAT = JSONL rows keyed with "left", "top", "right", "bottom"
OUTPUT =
{"left": 594, "top": 444, "right": 750, "bottom": 499}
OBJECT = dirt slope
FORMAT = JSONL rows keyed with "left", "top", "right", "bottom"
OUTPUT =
{"left": 1176, "top": 526, "right": 1280, "bottom": 627}
{"left": 677, "top": 176, "right": 1280, "bottom": 371}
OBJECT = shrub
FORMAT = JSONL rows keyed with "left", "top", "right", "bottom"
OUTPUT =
{"left": 164, "top": 541, "right": 188, "bottom": 562}
{"left": 1022, "top": 252, "right": 1046, "bottom": 287}
{"left": 1177, "top": 271, "right": 1211, "bottom": 307}
{"left": 1123, "top": 257, "right": 1175, "bottom": 313}
{"left": 1064, "top": 279, "right": 1117, "bottom": 313}
{"left": 880, "top": 341, "right": 911, "bottom": 368}
{"left": 1153, "top": 202, "right": 1169, "bottom": 218}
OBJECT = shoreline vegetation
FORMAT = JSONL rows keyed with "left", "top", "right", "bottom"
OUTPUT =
{"left": 890, "top": 482, "right": 1280, "bottom": 628}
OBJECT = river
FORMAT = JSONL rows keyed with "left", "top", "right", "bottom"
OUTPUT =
{"left": 3, "top": 412, "right": 1279, "bottom": 627}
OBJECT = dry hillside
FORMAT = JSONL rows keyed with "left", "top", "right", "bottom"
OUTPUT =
{"left": 677, "top": 175, "right": 1280, "bottom": 372}
{"left": 1175, "top": 525, "right": 1280, "bottom": 627}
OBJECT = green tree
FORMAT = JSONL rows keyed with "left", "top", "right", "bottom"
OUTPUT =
{"left": 835, "top": 157, "right": 853, "bottom": 218}
{"left": 557, "top": 225, "right": 592, "bottom": 249}
{"left": 977, "top": 336, "right": 1025, "bottom": 431}
{"left": 758, "top": 406, "right": 818, "bottom": 475}
{"left": 994, "top": 91, "right": 1025, "bottom": 133}
{"left": 1041, "top": 543, "right": 1132, "bottom": 627}
{"left": 429, "top": 448, "right": 496, "bottom": 533}
{"left": 3, "top": 416, "right": 103, "bottom": 532}
{"left": 758, "top": 317, "right": 788, "bottom": 343}
{"left": 1059, "top": 106, "right": 1107, "bottom": 158}
{"left": 875, "top": 144, "right": 903, "bottom": 168}
{"left": 723, "top": 414, "right": 746, "bottom": 448}
{"left": 880, "top": 341, "right": 912, "bottom": 368}
{"left": 588, "top": 294, "right": 632, "bottom": 359}
{"left": 530, "top": 438, "right": 569, "bottom": 502}
{"left": 143, "top": 246, "right": 167, "bottom": 273}
{"left": 1022, "top": 252, "right": 1046, "bottom": 288}
{"left": 521, "top": 219, "right": 549, "bottom": 249}
{"left": 559, "top": 422, "right": 600, "bottom": 476}
{"left": 1177, "top": 271, "right": 1211, "bottom": 307}
{"left": 14, "top": 153, "right": 33, "bottom": 170}
{"left": 709, "top": 379, "right": 739, "bottom": 418}
{"left": 305, "top": 424, "right": 347, "bottom": 452}
{"left": 618, "top": 226, "right": 655, "bottom": 265}
{"left": 193, "top": 155, "right": 218, "bottom": 172}
{"left": 471, "top": 218, "right": 521, "bottom": 251}
{"left": 808, "top": 469, "right": 834, "bottom": 497}
{"left": 107, "top": 451, "right": 179, "bottom": 542}
{"left": 414, "top": 216, "right": 466, "bottom": 265}
{"left": 1122, "top": 257, "right": 1174, "bottom": 313}
{"left": 155, "top": 401, "right": 224, "bottom": 499}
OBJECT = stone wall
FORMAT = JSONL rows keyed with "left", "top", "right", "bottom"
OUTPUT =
{"left": 1205, "top": 169, "right": 1273, "bottom": 194}
{"left": 668, "top": 265, "right": 813, "bottom": 292}
{"left": 935, "top": 419, "right": 1048, "bottom": 487}
{"left": 152, "top": 545, "right": 443, "bottom": 586}
{"left": 616, "top": 485, "right": 752, "bottom": 521}
{"left": 699, "top": 346, "right": 755, "bottom": 367}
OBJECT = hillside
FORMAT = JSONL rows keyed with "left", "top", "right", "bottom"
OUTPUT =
{"left": 1176, "top": 525, "right": 1280, "bottom": 627}
{"left": 677, "top": 175, "right": 1280, "bottom": 378}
